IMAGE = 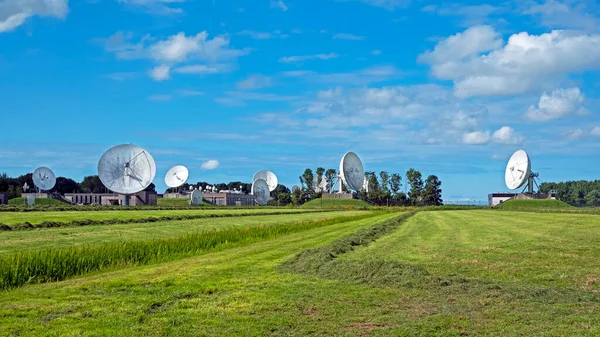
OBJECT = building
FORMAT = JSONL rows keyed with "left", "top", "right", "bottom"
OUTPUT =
{"left": 0, "top": 192, "right": 7, "bottom": 205}
{"left": 488, "top": 192, "right": 557, "bottom": 207}
{"left": 322, "top": 193, "right": 354, "bottom": 199}
{"left": 64, "top": 191, "right": 158, "bottom": 206}
{"left": 202, "top": 192, "right": 256, "bottom": 206}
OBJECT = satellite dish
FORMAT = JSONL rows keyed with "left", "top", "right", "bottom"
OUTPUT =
{"left": 32, "top": 167, "right": 56, "bottom": 191}
{"left": 26, "top": 195, "right": 35, "bottom": 205}
{"left": 312, "top": 176, "right": 329, "bottom": 192}
{"left": 252, "top": 178, "right": 269, "bottom": 205}
{"left": 339, "top": 152, "right": 365, "bottom": 192}
{"left": 362, "top": 177, "right": 370, "bottom": 193}
{"left": 23, "top": 182, "right": 29, "bottom": 192}
{"left": 190, "top": 189, "right": 203, "bottom": 206}
{"left": 97, "top": 144, "right": 156, "bottom": 195}
{"left": 252, "top": 170, "right": 278, "bottom": 192}
{"left": 165, "top": 165, "right": 189, "bottom": 188}
{"left": 505, "top": 149, "right": 531, "bottom": 190}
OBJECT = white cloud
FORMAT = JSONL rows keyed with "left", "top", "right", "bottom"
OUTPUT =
{"left": 524, "top": 88, "right": 587, "bottom": 121}
{"left": 316, "top": 87, "right": 343, "bottom": 100}
{"left": 491, "top": 126, "right": 523, "bottom": 144}
{"left": 237, "top": 30, "right": 288, "bottom": 39}
{"left": 279, "top": 53, "right": 339, "bottom": 63}
{"left": 333, "top": 33, "right": 365, "bottom": 40}
{"left": 564, "top": 128, "right": 585, "bottom": 140}
{"left": 283, "top": 65, "right": 400, "bottom": 84}
{"left": 117, "top": 0, "right": 185, "bottom": 15}
{"left": 101, "top": 31, "right": 248, "bottom": 81}
{"left": 236, "top": 74, "right": 272, "bottom": 89}
{"left": 592, "top": 126, "right": 600, "bottom": 136}
{"left": 149, "top": 65, "right": 170, "bottom": 81}
{"left": 0, "top": 0, "right": 68, "bottom": 33}
{"left": 524, "top": 0, "right": 600, "bottom": 32}
{"left": 270, "top": 0, "right": 288, "bottom": 11}
{"left": 419, "top": 26, "right": 600, "bottom": 98}
{"left": 201, "top": 159, "right": 220, "bottom": 170}
{"left": 462, "top": 131, "right": 490, "bottom": 145}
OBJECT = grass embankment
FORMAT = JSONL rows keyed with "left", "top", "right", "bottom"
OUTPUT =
{"left": 495, "top": 199, "right": 573, "bottom": 210}
{"left": 157, "top": 198, "right": 212, "bottom": 207}
{"left": 0, "top": 212, "right": 399, "bottom": 336}
{"left": 0, "top": 212, "right": 380, "bottom": 290}
{"left": 0, "top": 208, "right": 313, "bottom": 226}
{"left": 0, "top": 211, "right": 369, "bottom": 255}
{"left": 8, "top": 197, "right": 68, "bottom": 206}
{"left": 302, "top": 198, "right": 372, "bottom": 209}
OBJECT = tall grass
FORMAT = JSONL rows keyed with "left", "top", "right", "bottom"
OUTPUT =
{"left": 0, "top": 213, "right": 378, "bottom": 290}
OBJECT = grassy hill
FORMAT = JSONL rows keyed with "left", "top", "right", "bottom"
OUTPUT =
{"left": 157, "top": 198, "right": 212, "bottom": 207}
{"left": 7, "top": 197, "right": 69, "bottom": 206}
{"left": 495, "top": 199, "right": 574, "bottom": 211}
{"left": 302, "top": 198, "right": 372, "bottom": 209}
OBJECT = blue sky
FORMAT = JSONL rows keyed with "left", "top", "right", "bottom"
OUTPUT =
{"left": 1, "top": 0, "right": 600, "bottom": 202}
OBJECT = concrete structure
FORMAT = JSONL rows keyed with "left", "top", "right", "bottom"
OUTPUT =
{"left": 203, "top": 192, "right": 256, "bottom": 206}
{"left": 488, "top": 192, "right": 557, "bottom": 207}
{"left": 0, "top": 192, "right": 7, "bottom": 205}
{"left": 322, "top": 192, "right": 354, "bottom": 199}
{"left": 64, "top": 191, "right": 158, "bottom": 206}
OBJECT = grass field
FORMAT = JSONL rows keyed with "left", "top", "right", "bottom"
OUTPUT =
{"left": 0, "top": 208, "right": 313, "bottom": 225}
{"left": 1, "top": 208, "right": 599, "bottom": 335}
{"left": 157, "top": 198, "right": 212, "bottom": 207}
{"left": 8, "top": 197, "right": 68, "bottom": 206}
{"left": 0, "top": 211, "right": 369, "bottom": 255}
{"left": 302, "top": 198, "right": 372, "bottom": 209}
{"left": 495, "top": 199, "right": 574, "bottom": 210}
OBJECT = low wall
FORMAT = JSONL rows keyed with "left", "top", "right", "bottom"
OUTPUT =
{"left": 322, "top": 193, "right": 354, "bottom": 199}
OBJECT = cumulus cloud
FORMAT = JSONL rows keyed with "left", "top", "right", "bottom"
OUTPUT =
{"left": 149, "top": 65, "right": 170, "bottom": 81}
{"left": 236, "top": 74, "right": 272, "bottom": 89}
{"left": 101, "top": 31, "right": 248, "bottom": 81}
{"left": 270, "top": 0, "right": 288, "bottom": 11}
{"left": 524, "top": 88, "right": 587, "bottom": 121}
{"left": 419, "top": 26, "right": 600, "bottom": 98}
{"left": 201, "top": 159, "right": 220, "bottom": 170}
{"left": 491, "top": 126, "right": 523, "bottom": 144}
{"left": 0, "top": 0, "right": 68, "bottom": 33}
{"left": 592, "top": 126, "right": 600, "bottom": 136}
{"left": 462, "top": 131, "right": 490, "bottom": 145}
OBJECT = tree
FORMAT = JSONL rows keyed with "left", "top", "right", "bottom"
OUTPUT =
{"left": 422, "top": 175, "right": 443, "bottom": 206}
{"left": 144, "top": 183, "right": 156, "bottom": 192}
{"left": 53, "top": 177, "right": 79, "bottom": 194}
{"left": 291, "top": 188, "right": 303, "bottom": 206}
{"left": 406, "top": 168, "right": 424, "bottom": 206}
{"left": 379, "top": 171, "right": 390, "bottom": 192}
{"left": 390, "top": 173, "right": 402, "bottom": 195}
{"left": 587, "top": 189, "right": 600, "bottom": 207}
{"left": 300, "top": 168, "right": 315, "bottom": 195}
{"left": 325, "top": 168, "right": 337, "bottom": 192}
{"left": 316, "top": 167, "right": 325, "bottom": 187}
{"left": 277, "top": 192, "right": 292, "bottom": 206}
{"left": 80, "top": 175, "right": 107, "bottom": 193}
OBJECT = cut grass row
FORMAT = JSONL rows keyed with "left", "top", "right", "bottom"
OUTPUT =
{"left": 0, "top": 208, "right": 315, "bottom": 226}
{"left": 0, "top": 211, "right": 370, "bottom": 255}
{"left": 0, "top": 212, "right": 381, "bottom": 290}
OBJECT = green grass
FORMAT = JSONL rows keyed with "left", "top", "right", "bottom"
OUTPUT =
{"left": 302, "top": 198, "right": 372, "bottom": 209}
{"left": 495, "top": 198, "right": 574, "bottom": 210}
{"left": 157, "top": 198, "right": 212, "bottom": 207}
{"left": 8, "top": 197, "right": 68, "bottom": 206}
{"left": 1, "top": 210, "right": 600, "bottom": 335}
{"left": 0, "top": 208, "right": 314, "bottom": 225}
{"left": 0, "top": 211, "right": 369, "bottom": 255}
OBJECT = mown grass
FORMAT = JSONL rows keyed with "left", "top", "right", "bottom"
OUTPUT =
{"left": 0, "top": 208, "right": 313, "bottom": 226}
{"left": 495, "top": 199, "right": 574, "bottom": 210}
{"left": 0, "top": 212, "right": 380, "bottom": 290}
{"left": 0, "top": 211, "right": 369, "bottom": 255}
{"left": 8, "top": 197, "right": 68, "bottom": 206}
{"left": 302, "top": 198, "right": 372, "bottom": 209}
{"left": 157, "top": 198, "right": 212, "bottom": 207}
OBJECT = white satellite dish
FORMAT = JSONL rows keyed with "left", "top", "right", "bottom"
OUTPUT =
{"left": 32, "top": 167, "right": 56, "bottom": 191}
{"left": 252, "top": 170, "right": 278, "bottom": 192}
{"left": 252, "top": 178, "right": 269, "bottom": 205}
{"left": 97, "top": 144, "right": 156, "bottom": 198}
{"left": 26, "top": 195, "right": 35, "bottom": 205}
{"left": 312, "top": 176, "right": 329, "bottom": 192}
{"left": 190, "top": 189, "right": 203, "bottom": 206}
{"left": 505, "top": 149, "right": 531, "bottom": 190}
{"left": 339, "top": 152, "right": 365, "bottom": 192}
{"left": 165, "top": 165, "right": 189, "bottom": 188}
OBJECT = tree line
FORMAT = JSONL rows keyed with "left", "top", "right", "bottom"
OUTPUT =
{"left": 540, "top": 180, "right": 600, "bottom": 206}
{"left": 290, "top": 167, "right": 443, "bottom": 206}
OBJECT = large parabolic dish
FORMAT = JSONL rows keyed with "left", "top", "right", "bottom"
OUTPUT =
{"left": 252, "top": 178, "right": 270, "bottom": 205}
{"left": 505, "top": 149, "right": 531, "bottom": 190}
{"left": 339, "top": 152, "right": 365, "bottom": 191}
{"left": 32, "top": 167, "right": 56, "bottom": 191}
{"left": 252, "top": 170, "right": 278, "bottom": 192}
{"left": 190, "top": 189, "right": 203, "bottom": 206}
{"left": 97, "top": 144, "right": 157, "bottom": 195}
{"left": 165, "top": 165, "right": 189, "bottom": 188}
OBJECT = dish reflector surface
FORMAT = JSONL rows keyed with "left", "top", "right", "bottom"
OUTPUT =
{"left": 339, "top": 152, "right": 365, "bottom": 191}
{"left": 252, "top": 170, "right": 278, "bottom": 192}
{"left": 26, "top": 195, "right": 35, "bottom": 205}
{"left": 190, "top": 189, "right": 203, "bottom": 206}
{"left": 252, "top": 178, "right": 270, "bottom": 205}
{"left": 505, "top": 149, "right": 531, "bottom": 190}
{"left": 97, "top": 144, "right": 156, "bottom": 195}
{"left": 32, "top": 167, "right": 56, "bottom": 191}
{"left": 165, "top": 165, "right": 189, "bottom": 188}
